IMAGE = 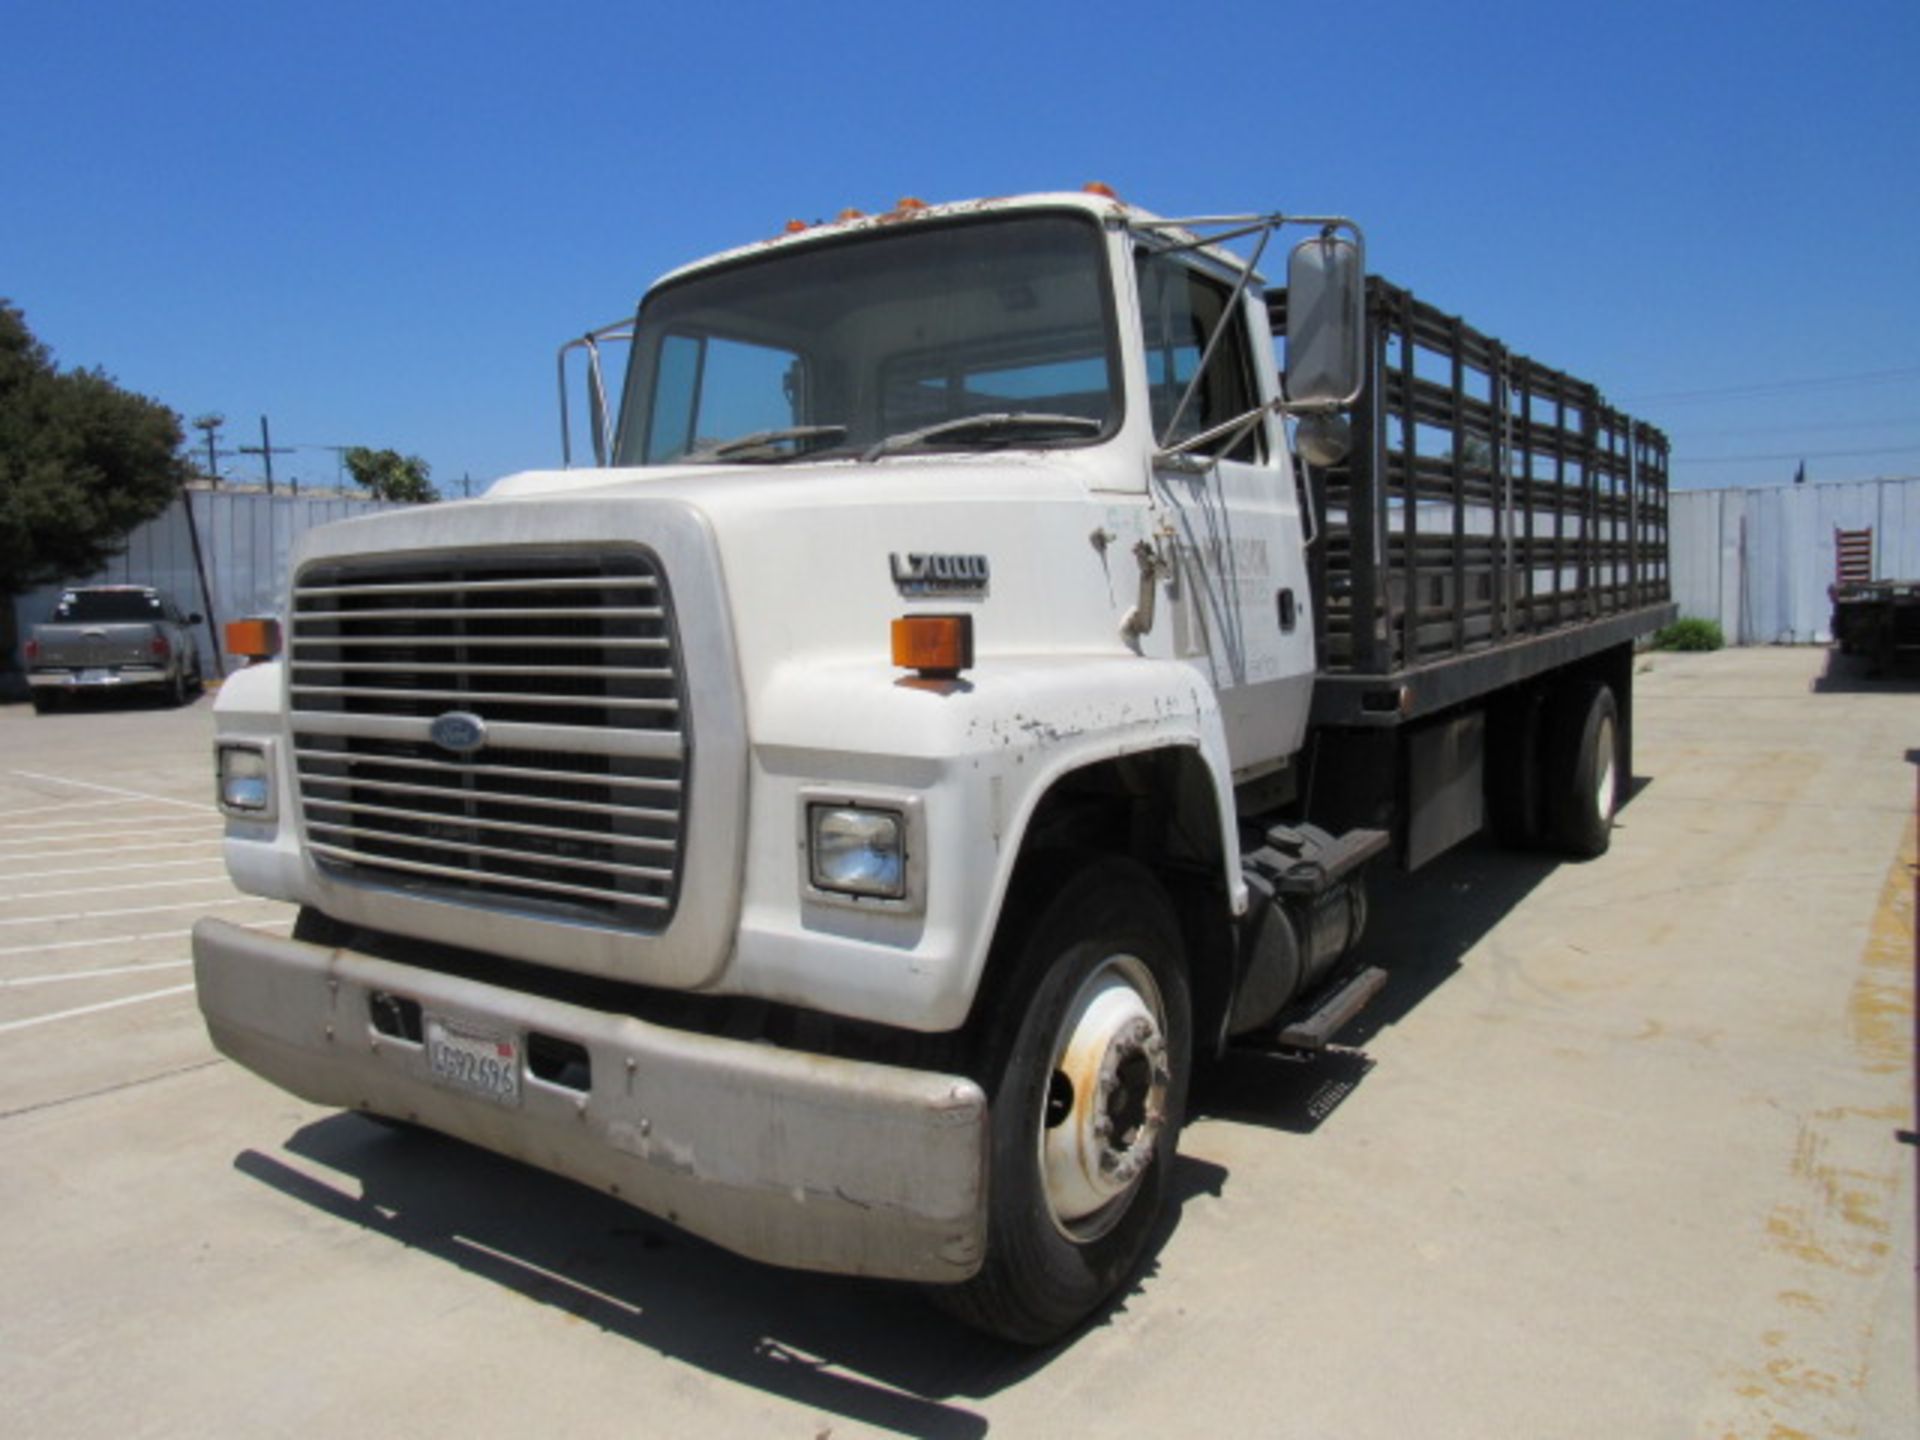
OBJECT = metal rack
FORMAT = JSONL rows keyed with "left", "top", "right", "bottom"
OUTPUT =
{"left": 1272, "top": 278, "right": 1670, "bottom": 700}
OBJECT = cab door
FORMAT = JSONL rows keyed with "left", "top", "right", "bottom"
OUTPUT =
{"left": 1135, "top": 248, "right": 1316, "bottom": 777}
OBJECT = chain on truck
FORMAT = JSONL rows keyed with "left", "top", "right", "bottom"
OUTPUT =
{"left": 194, "top": 187, "right": 1673, "bottom": 1345}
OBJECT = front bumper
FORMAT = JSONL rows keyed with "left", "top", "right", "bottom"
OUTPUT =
{"left": 29, "top": 666, "right": 169, "bottom": 690}
{"left": 193, "top": 918, "right": 988, "bottom": 1282}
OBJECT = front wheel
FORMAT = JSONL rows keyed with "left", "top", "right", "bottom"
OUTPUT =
{"left": 930, "top": 857, "right": 1191, "bottom": 1345}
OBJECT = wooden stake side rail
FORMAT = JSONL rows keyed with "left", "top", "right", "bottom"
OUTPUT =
{"left": 1272, "top": 278, "right": 1671, "bottom": 683}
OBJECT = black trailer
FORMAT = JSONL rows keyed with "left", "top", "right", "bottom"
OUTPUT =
{"left": 1829, "top": 527, "right": 1919, "bottom": 674}
{"left": 1832, "top": 580, "right": 1920, "bottom": 674}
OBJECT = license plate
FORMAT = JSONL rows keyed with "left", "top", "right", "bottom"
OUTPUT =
{"left": 78, "top": 668, "right": 112, "bottom": 685}
{"left": 424, "top": 1013, "right": 522, "bottom": 1106}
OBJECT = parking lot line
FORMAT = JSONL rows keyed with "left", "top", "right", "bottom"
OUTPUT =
{"left": 4, "top": 857, "right": 229, "bottom": 883}
{"left": 0, "top": 821, "right": 216, "bottom": 844}
{"left": 5, "top": 876, "right": 246, "bottom": 903}
{"left": 0, "top": 983, "right": 197, "bottom": 1035}
{"left": 2, "top": 959, "right": 191, "bottom": 988}
{"left": 7, "top": 770, "right": 215, "bottom": 813}
{"left": 0, "top": 797, "right": 136, "bottom": 821}
{"left": 0, "top": 814, "right": 218, "bottom": 838}
{"left": 0, "top": 929, "right": 193, "bottom": 958}
{"left": 0, "top": 917, "right": 292, "bottom": 959}
{"left": 0, "top": 837, "right": 223, "bottom": 860}
{"left": 0, "top": 897, "right": 265, "bottom": 927}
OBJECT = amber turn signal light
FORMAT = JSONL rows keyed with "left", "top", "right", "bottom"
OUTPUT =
{"left": 891, "top": 614, "right": 973, "bottom": 679}
{"left": 226, "top": 617, "right": 282, "bottom": 663}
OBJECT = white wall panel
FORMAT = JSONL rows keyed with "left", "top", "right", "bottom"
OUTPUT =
{"left": 1669, "top": 479, "right": 1920, "bottom": 644}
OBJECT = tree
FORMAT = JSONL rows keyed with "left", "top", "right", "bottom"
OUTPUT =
{"left": 0, "top": 300, "right": 189, "bottom": 594}
{"left": 344, "top": 446, "right": 438, "bottom": 503}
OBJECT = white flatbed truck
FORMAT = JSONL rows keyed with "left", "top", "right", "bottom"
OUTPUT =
{"left": 194, "top": 189, "right": 1672, "bottom": 1343}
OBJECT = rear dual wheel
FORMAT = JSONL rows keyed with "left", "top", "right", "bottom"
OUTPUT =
{"left": 1544, "top": 679, "right": 1620, "bottom": 858}
{"left": 1486, "top": 676, "right": 1623, "bottom": 858}
{"left": 931, "top": 858, "right": 1191, "bottom": 1346}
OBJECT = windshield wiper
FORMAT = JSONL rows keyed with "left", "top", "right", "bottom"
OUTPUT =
{"left": 690, "top": 424, "right": 848, "bottom": 462}
{"left": 861, "top": 412, "right": 1102, "bottom": 463}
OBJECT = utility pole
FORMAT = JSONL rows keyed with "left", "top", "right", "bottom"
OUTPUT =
{"left": 192, "top": 413, "right": 226, "bottom": 486}
{"left": 178, "top": 482, "right": 223, "bottom": 677}
{"left": 237, "top": 414, "right": 294, "bottom": 494}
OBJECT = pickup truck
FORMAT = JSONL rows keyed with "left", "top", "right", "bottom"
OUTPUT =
{"left": 194, "top": 189, "right": 1672, "bottom": 1343}
{"left": 26, "top": 585, "right": 205, "bottom": 712}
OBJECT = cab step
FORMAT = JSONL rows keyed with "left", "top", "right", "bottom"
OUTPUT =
{"left": 1277, "top": 966, "right": 1389, "bottom": 1051}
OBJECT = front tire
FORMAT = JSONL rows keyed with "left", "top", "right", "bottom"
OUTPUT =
{"left": 931, "top": 857, "right": 1191, "bottom": 1345}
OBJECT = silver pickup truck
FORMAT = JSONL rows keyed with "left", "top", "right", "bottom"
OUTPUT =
{"left": 25, "top": 586, "right": 205, "bottom": 712}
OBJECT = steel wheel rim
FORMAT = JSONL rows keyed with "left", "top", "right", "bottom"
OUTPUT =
{"left": 1594, "top": 713, "right": 1617, "bottom": 822}
{"left": 1038, "top": 952, "right": 1170, "bottom": 1242}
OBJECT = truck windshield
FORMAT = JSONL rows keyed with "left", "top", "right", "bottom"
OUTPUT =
{"left": 614, "top": 212, "right": 1121, "bottom": 466}
{"left": 53, "top": 591, "right": 164, "bottom": 622}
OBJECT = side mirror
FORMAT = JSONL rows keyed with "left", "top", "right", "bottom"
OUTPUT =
{"left": 1284, "top": 232, "right": 1365, "bottom": 408}
{"left": 188, "top": 612, "right": 204, "bottom": 626}
{"left": 1294, "top": 414, "right": 1352, "bottom": 469}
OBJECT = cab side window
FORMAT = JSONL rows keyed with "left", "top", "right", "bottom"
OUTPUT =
{"left": 643, "top": 333, "right": 806, "bottom": 463}
{"left": 1136, "top": 251, "right": 1265, "bottom": 462}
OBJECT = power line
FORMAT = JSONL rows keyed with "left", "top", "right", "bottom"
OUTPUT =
{"left": 1621, "top": 366, "right": 1920, "bottom": 405}
{"left": 1680, "top": 443, "right": 1920, "bottom": 466}
{"left": 1679, "top": 416, "right": 1920, "bottom": 440}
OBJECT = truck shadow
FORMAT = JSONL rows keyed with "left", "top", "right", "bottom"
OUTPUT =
{"left": 232, "top": 1125, "right": 1227, "bottom": 1435}
{"left": 223, "top": 816, "right": 1625, "bottom": 1421}
{"left": 1811, "top": 647, "right": 1920, "bottom": 693}
{"left": 1197, "top": 831, "right": 1569, "bottom": 1134}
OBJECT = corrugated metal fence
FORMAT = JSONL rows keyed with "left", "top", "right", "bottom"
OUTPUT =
{"left": 1669, "top": 477, "right": 1920, "bottom": 644}
{"left": 9, "top": 489, "right": 399, "bottom": 675}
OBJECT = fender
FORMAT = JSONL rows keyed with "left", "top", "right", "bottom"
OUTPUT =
{"left": 727, "top": 653, "right": 1247, "bottom": 1033}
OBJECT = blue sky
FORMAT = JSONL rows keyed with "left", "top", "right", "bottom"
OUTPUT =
{"left": 4, "top": 0, "right": 1915, "bottom": 495}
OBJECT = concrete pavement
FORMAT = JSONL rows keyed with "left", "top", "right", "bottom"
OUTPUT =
{"left": 0, "top": 647, "right": 1912, "bottom": 1438}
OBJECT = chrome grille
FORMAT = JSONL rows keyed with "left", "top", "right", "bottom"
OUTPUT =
{"left": 288, "top": 552, "right": 686, "bottom": 927}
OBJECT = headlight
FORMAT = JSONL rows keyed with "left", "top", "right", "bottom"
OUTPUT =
{"left": 808, "top": 805, "right": 906, "bottom": 899}
{"left": 217, "top": 742, "right": 274, "bottom": 817}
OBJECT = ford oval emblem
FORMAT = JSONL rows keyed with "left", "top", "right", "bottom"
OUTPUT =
{"left": 429, "top": 710, "right": 488, "bottom": 756}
